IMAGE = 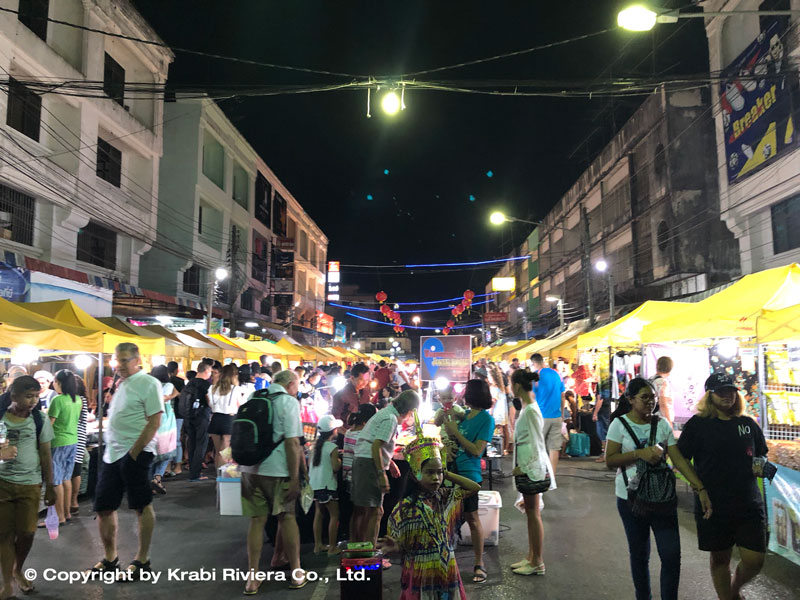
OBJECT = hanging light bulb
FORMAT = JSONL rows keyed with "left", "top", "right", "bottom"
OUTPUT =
{"left": 382, "top": 91, "right": 401, "bottom": 115}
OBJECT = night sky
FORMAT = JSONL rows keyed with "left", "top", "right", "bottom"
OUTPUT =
{"left": 132, "top": 1, "right": 708, "bottom": 304}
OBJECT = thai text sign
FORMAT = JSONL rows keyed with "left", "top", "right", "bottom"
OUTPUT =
{"left": 420, "top": 335, "right": 472, "bottom": 382}
{"left": 483, "top": 312, "right": 508, "bottom": 324}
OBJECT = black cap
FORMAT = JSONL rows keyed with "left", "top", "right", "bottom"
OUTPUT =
{"left": 704, "top": 373, "right": 738, "bottom": 393}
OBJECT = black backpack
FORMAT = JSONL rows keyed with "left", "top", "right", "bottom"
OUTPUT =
{"left": 231, "top": 390, "right": 283, "bottom": 466}
{"left": 0, "top": 393, "right": 45, "bottom": 447}
{"left": 177, "top": 379, "right": 206, "bottom": 419}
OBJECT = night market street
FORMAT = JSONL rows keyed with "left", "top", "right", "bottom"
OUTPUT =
{"left": 19, "top": 458, "right": 799, "bottom": 600}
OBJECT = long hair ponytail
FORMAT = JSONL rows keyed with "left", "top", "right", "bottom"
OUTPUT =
{"left": 313, "top": 430, "right": 334, "bottom": 467}
{"left": 55, "top": 369, "right": 77, "bottom": 403}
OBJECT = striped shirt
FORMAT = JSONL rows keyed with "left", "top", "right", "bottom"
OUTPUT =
{"left": 342, "top": 429, "right": 361, "bottom": 483}
{"left": 74, "top": 397, "right": 88, "bottom": 464}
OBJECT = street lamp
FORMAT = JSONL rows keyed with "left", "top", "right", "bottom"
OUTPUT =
{"left": 412, "top": 315, "right": 421, "bottom": 328}
{"left": 289, "top": 300, "right": 301, "bottom": 340}
{"left": 382, "top": 91, "right": 402, "bottom": 115}
{"left": 489, "top": 211, "right": 540, "bottom": 226}
{"left": 595, "top": 260, "right": 615, "bottom": 321}
{"left": 516, "top": 305, "right": 529, "bottom": 339}
{"left": 206, "top": 267, "right": 228, "bottom": 335}
{"left": 546, "top": 295, "right": 565, "bottom": 331}
{"left": 617, "top": 4, "right": 800, "bottom": 32}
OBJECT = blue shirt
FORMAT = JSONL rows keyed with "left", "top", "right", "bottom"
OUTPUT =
{"left": 534, "top": 367, "right": 565, "bottom": 419}
{"left": 454, "top": 409, "right": 495, "bottom": 483}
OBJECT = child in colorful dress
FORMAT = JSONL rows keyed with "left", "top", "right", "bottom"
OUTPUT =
{"left": 378, "top": 419, "right": 480, "bottom": 600}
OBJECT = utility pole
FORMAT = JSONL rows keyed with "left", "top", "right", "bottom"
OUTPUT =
{"left": 581, "top": 204, "right": 595, "bottom": 327}
{"left": 227, "top": 225, "right": 240, "bottom": 335}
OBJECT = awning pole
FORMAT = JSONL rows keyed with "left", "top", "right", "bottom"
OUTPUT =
{"left": 97, "top": 352, "right": 104, "bottom": 451}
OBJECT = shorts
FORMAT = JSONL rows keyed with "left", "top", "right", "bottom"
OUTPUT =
{"left": 71, "top": 461, "right": 82, "bottom": 480}
{"left": 542, "top": 418, "right": 565, "bottom": 453}
{"left": 0, "top": 479, "right": 41, "bottom": 534}
{"left": 595, "top": 411, "right": 611, "bottom": 441}
{"left": 241, "top": 474, "right": 295, "bottom": 517}
{"left": 208, "top": 413, "right": 234, "bottom": 436}
{"left": 463, "top": 485, "right": 482, "bottom": 513}
{"left": 51, "top": 444, "right": 77, "bottom": 486}
{"left": 351, "top": 457, "right": 384, "bottom": 508}
{"left": 695, "top": 503, "right": 767, "bottom": 553}
{"left": 93, "top": 452, "right": 154, "bottom": 513}
{"left": 314, "top": 489, "right": 339, "bottom": 504}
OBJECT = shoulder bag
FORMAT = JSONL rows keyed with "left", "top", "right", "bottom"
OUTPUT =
{"left": 618, "top": 416, "right": 677, "bottom": 518}
{"left": 513, "top": 412, "right": 551, "bottom": 496}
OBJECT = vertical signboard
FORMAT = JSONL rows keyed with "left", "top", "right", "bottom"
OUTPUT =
{"left": 420, "top": 335, "right": 472, "bottom": 382}
{"left": 327, "top": 260, "right": 340, "bottom": 301}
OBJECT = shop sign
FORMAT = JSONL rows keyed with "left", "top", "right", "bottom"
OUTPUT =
{"left": 271, "top": 278, "right": 294, "bottom": 293}
{"left": 335, "top": 323, "right": 347, "bottom": 343}
{"left": 0, "top": 262, "right": 29, "bottom": 301}
{"left": 276, "top": 237, "right": 295, "bottom": 251}
{"left": 483, "top": 312, "right": 508, "bottom": 324}
{"left": 420, "top": 335, "right": 472, "bottom": 382}
{"left": 721, "top": 20, "right": 795, "bottom": 183}
{"left": 491, "top": 277, "right": 515, "bottom": 292}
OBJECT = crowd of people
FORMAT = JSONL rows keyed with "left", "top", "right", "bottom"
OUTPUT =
{"left": 0, "top": 343, "right": 775, "bottom": 600}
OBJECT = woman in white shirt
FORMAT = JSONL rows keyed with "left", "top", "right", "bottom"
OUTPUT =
{"left": 208, "top": 364, "right": 244, "bottom": 469}
{"left": 488, "top": 364, "right": 510, "bottom": 455}
{"left": 510, "top": 369, "right": 555, "bottom": 576}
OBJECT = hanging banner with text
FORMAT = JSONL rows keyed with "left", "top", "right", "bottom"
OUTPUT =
{"left": 420, "top": 335, "right": 472, "bottom": 382}
{"left": 765, "top": 466, "right": 800, "bottom": 567}
{"left": 721, "top": 20, "right": 795, "bottom": 183}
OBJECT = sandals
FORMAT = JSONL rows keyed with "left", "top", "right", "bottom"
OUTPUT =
{"left": 119, "top": 559, "right": 151, "bottom": 582}
{"left": 88, "top": 556, "right": 119, "bottom": 574}
{"left": 472, "top": 565, "right": 487, "bottom": 584}
{"left": 70, "top": 506, "right": 80, "bottom": 515}
{"left": 289, "top": 569, "right": 307, "bottom": 589}
{"left": 243, "top": 580, "right": 264, "bottom": 595}
{"left": 151, "top": 476, "right": 167, "bottom": 495}
{"left": 513, "top": 562, "right": 545, "bottom": 576}
{"left": 14, "top": 571, "right": 35, "bottom": 594}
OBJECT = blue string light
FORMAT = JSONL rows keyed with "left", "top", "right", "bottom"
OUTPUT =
{"left": 404, "top": 256, "right": 527, "bottom": 268}
{"left": 354, "top": 292, "right": 497, "bottom": 307}
{"left": 329, "top": 299, "right": 492, "bottom": 314}
{"left": 346, "top": 312, "right": 481, "bottom": 330}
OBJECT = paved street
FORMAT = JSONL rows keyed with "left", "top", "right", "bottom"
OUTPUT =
{"left": 17, "top": 457, "right": 799, "bottom": 599}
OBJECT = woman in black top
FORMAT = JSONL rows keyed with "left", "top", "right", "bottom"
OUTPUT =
{"left": 677, "top": 374, "right": 769, "bottom": 600}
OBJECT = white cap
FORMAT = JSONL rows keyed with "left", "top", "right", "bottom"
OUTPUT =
{"left": 33, "top": 370, "right": 53, "bottom": 381}
{"left": 317, "top": 414, "right": 343, "bottom": 433}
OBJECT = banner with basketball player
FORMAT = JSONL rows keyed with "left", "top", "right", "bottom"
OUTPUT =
{"left": 720, "top": 20, "right": 795, "bottom": 183}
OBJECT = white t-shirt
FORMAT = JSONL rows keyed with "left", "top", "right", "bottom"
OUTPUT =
{"left": 239, "top": 383, "right": 302, "bottom": 478}
{"left": 309, "top": 440, "right": 338, "bottom": 491}
{"left": 105, "top": 370, "right": 164, "bottom": 463}
{"left": 209, "top": 384, "right": 245, "bottom": 415}
{"left": 606, "top": 415, "right": 676, "bottom": 499}
{"left": 354, "top": 405, "right": 399, "bottom": 469}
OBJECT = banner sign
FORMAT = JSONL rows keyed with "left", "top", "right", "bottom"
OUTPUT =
{"left": 420, "top": 335, "right": 472, "bottom": 382}
{"left": 316, "top": 312, "right": 334, "bottom": 335}
{"left": 271, "top": 278, "right": 293, "bottom": 293}
{"left": 765, "top": 466, "right": 800, "bottom": 566}
{"left": 0, "top": 262, "right": 29, "bottom": 301}
{"left": 721, "top": 21, "right": 795, "bottom": 183}
{"left": 334, "top": 323, "right": 346, "bottom": 343}
{"left": 483, "top": 312, "right": 508, "bottom": 324}
{"left": 327, "top": 260, "right": 341, "bottom": 301}
{"left": 276, "top": 237, "right": 295, "bottom": 251}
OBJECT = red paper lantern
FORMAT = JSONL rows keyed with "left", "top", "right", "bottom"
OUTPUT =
{"left": 398, "top": 326, "right": 405, "bottom": 333}
{"left": 446, "top": 319, "right": 455, "bottom": 328}
{"left": 380, "top": 305, "right": 391, "bottom": 316}
{"left": 463, "top": 298, "right": 472, "bottom": 308}
{"left": 464, "top": 290, "right": 475, "bottom": 301}
{"left": 451, "top": 307, "right": 459, "bottom": 317}
{"left": 393, "top": 325, "right": 400, "bottom": 333}
{"left": 393, "top": 317, "right": 402, "bottom": 325}
{"left": 454, "top": 305, "right": 463, "bottom": 316}
{"left": 442, "top": 327, "right": 451, "bottom": 335}
{"left": 376, "top": 291, "right": 388, "bottom": 303}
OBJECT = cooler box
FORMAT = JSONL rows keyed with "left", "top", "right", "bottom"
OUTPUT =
{"left": 217, "top": 466, "right": 242, "bottom": 516}
{"left": 340, "top": 555, "right": 382, "bottom": 599}
{"left": 459, "top": 490, "right": 502, "bottom": 546}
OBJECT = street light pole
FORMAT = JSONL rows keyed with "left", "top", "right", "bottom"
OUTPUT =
{"left": 617, "top": 5, "right": 800, "bottom": 31}
{"left": 206, "top": 267, "right": 228, "bottom": 335}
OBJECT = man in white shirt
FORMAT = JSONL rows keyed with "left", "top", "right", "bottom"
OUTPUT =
{"left": 239, "top": 370, "right": 305, "bottom": 592}
{"left": 90, "top": 343, "right": 163, "bottom": 580}
{"left": 351, "top": 390, "right": 419, "bottom": 548}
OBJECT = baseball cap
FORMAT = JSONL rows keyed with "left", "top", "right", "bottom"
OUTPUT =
{"left": 704, "top": 373, "right": 738, "bottom": 393}
{"left": 317, "top": 414, "right": 344, "bottom": 433}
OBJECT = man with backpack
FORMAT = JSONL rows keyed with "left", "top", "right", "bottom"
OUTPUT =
{"left": 0, "top": 376, "right": 56, "bottom": 599}
{"left": 237, "top": 370, "right": 305, "bottom": 593}
{"left": 180, "top": 363, "right": 213, "bottom": 482}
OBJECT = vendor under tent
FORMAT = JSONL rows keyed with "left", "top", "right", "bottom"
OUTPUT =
{"left": 210, "top": 334, "right": 268, "bottom": 362}
{"left": 177, "top": 329, "right": 246, "bottom": 363}
{"left": 100, "top": 316, "right": 190, "bottom": 372}
{"left": 15, "top": 300, "right": 166, "bottom": 355}
{"left": 144, "top": 324, "right": 221, "bottom": 364}
{"left": 0, "top": 297, "right": 104, "bottom": 352}
{"left": 515, "top": 319, "right": 589, "bottom": 366}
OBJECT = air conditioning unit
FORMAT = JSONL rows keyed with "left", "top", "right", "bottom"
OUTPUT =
{"left": 0, "top": 211, "right": 11, "bottom": 228}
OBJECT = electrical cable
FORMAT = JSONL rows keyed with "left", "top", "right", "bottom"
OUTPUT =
{"left": 328, "top": 299, "right": 493, "bottom": 314}
{"left": 345, "top": 311, "right": 482, "bottom": 331}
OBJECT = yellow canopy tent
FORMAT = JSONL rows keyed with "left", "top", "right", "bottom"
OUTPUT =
{"left": 16, "top": 300, "right": 165, "bottom": 354}
{"left": 757, "top": 304, "right": 800, "bottom": 343}
{"left": 101, "top": 317, "right": 190, "bottom": 369}
{"left": 177, "top": 329, "right": 246, "bottom": 362}
{"left": 0, "top": 297, "right": 104, "bottom": 352}
{"left": 472, "top": 346, "right": 485, "bottom": 356}
{"left": 250, "top": 340, "right": 293, "bottom": 357}
{"left": 577, "top": 301, "right": 692, "bottom": 350}
{"left": 369, "top": 353, "right": 385, "bottom": 362}
{"left": 642, "top": 263, "right": 800, "bottom": 344}
{"left": 500, "top": 340, "right": 534, "bottom": 361}
{"left": 521, "top": 320, "right": 589, "bottom": 363}
{"left": 144, "top": 325, "right": 221, "bottom": 363}
{"left": 210, "top": 334, "right": 267, "bottom": 362}
{"left": 275, "top": 338, "right": 310, "bottom": 362}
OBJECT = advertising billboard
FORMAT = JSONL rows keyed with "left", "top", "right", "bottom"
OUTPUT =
{"left": 316, "top": 312, "right": 334, "bottom": 335}
{"left": 483, "top": 312, "right": 509, "bottom": 324}
{"left": 0, "top": 262, "right": 29, "bottom": 301}
{"left": 420, "top": 335, "right": 472, "bottom": 382}
{"left": 721, "top": 21, "right": 795, "bottom": 183}
{"left": 335, "top": 322, "right": 347, "bottom": 343}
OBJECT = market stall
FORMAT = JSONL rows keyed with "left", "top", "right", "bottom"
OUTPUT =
{"left": 177, "top": 329, "right": 246, "bottom": 363}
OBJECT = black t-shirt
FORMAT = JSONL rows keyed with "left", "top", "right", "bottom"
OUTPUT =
{"left": 170, "top": 375, "right": 185, "bottom": 394}
{"left": 677, "top": 415, "right": 767, "bottom": 512}
{"left": 182, "top": 377, "right": 212, "bottom": 421}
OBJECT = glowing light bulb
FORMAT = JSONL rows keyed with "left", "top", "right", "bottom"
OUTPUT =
{"left": 382, "top": 91, "right": 401, "bottom": 115}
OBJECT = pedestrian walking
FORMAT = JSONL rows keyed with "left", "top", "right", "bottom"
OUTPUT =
{"left": 310, "top": 414, "right": 343, "bottom": 556}
{"left": 530, "top": 353, "right": 566, "bottom": 474}
{"left": 208, "top": 364, "right": 244, "bottom": 469}
{"left": 181, "top": 363, "right": 213, "bottom": 482}
{"left": 0, "top": 376, "right": 56, "bottom": 599}
{"left": 649, "top": 356, "right": 675, "bottom": 429}
{"left": 509, "top": 369, "right": 555, "bottom": 576}
{"left": 606, "top": 377, "right": 711, "bottom": 600}
{"left": 166, "top": 361, "right": 185, "bottom": 477}
{"left": 89, "top": 343, "right": 163, "bottom": 579}
{"left": 148, "top": 366, "right": 178, "bottom": 495}
{"left": 442, "top": 379, "right": 495, "bottom": 584}
{"left": 332, "top": 363, "right": 372, "bottom": 424}
{"left": 239, "top": 370, "right": 306, "bottom": 593}
{"left": 677, "top": 374, "right": 769, "bottom": 600}
{"left": 68, "top": 376, "right": 89, "bottom": 516}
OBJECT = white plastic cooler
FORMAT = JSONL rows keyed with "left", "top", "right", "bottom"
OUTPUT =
{"left": 459, "top": 490, "right": 502, "bottom": 546}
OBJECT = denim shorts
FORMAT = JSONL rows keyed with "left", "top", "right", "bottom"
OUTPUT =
{"left": 51, "top": 444, "right": 77, "bottom": 486}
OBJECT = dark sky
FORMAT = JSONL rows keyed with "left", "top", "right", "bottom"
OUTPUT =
{"left": 132, "top": 1, "right": 708, "bottom": 304}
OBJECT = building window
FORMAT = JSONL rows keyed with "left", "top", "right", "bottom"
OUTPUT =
{"left": 260, "top": 297, "right": 271, "bottom": 316}
{"left": 654, "top": 143, "right": 666, "bottom": 181}
{"left": 103, "top": 53, "right": 125, "bottom": 106}
{"left": 96, "top": 138, "right": 121, "bottom": 187}
{"left": 197, "top": 204, "right": 203, "bottom": 234}
{"left": 255, "top": 172, "right": 272, "bottom": 229}
{"left": 772, "top": 195, "right": 800, "bottom": 255}
{"left": 657, "top": 221, "right": 670, "bottom": 252}
{"left": 6, "top": 78, "right": 41, "bottom": 142}
{"left": 77, "top": 221, "right": 117, "bottom": 270}
{"left": 202, "top": 131, "right": 225, "bottom": 189}
{"left": 233, "top": 163, "right": 249, "bottom": 209}
{"left": 183, "top": 264, "right": 201, "bottom": 296}
{"left": 18, "top": 0, "right": 48, "bottom": 41}
{"left": 0, "top": 184, "right": 35, "bottom": 246}
{"left": 272, "top": 193, "right": 287, "bottom": 237}
{"left": 252, "top": 232, "right": 268, "bottom": 282}
{"left": 241, "top": 289, "right": 254, "bottom": 312}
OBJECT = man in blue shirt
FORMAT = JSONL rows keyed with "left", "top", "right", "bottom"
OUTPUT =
{"left": 531, "top": 353, "right": 566, "bottom": 474}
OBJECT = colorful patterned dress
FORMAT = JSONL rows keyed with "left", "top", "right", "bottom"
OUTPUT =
{"left": 388, "top": 486, "right": 467, "bottom": 600}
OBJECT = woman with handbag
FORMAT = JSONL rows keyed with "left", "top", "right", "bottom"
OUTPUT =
{"left": 677, "top": 374, "right": 770, "bottom": 600}
{"left": 606, "top": 377, "right": 711, "bottom": 600}
{"left": 509, "top": 369, "right": 555, "bottom": 576}
{"left": 149, "top": 366, "right": 178, "bottom": 495}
